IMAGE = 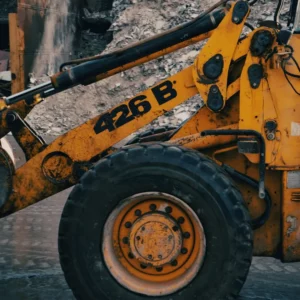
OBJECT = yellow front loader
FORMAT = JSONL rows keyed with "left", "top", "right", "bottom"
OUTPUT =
{"left": 0, "top": 0, "right": 300, "bottom": 299}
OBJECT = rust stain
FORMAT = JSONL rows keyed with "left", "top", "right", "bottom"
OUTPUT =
{"left": 286, "top": 216, "right": 297, "bottom": 237}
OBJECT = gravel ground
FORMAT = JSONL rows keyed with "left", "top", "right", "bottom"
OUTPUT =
{"left": 20, "top": 0, "right": 285, "bottom": 137}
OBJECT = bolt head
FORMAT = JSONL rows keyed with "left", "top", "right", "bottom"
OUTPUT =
{"left": 178, "top": 217, "right": 185, "bottom": 224}
{"left": 181, "top": 248, "right": 188, "bottom": 255}
{"left": 6, "top": 113, "right": 16, "bottom": 123}
{"left": 171, "top": 260, "right": 178, "bottom": 267}
{"left": 165, "top": 206, "right": 173, "bottom": 214}
{"left": 125, "top": 222, "right": 132, "bottom": 228}
{"left": 183, "top": 232, "right": 190, "bottom": 239}
{"left": 122, "top": 237, "right": 129, "bottom": 244}
{"left": 150, "top": 204, "right": 157, "bottom": 211}
{"left": 211, "top": 86, "right": 219, "bottom": 93}
{"left": 172, "top": 226, "right": 179, "bottom": 232}
{"left": 267, "top": 132, "right": 275, "bottom": 141}
{"left": 135, "top": 209, "right": 142, "bottom": 216}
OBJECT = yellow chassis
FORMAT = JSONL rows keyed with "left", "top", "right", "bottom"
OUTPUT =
{"left": 0, "top": 1, "right": 300, "bottom": 262}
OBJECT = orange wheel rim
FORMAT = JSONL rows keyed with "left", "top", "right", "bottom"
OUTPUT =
{"left": 103, "top": 193, "right": 206, "bottom": 296}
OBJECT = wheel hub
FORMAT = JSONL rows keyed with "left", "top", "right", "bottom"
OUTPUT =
{"left": 129, "top": 213, "right": 182, "bottom": 267}
{"left": 103, "top": 193, "right": 206, "bottom": 296}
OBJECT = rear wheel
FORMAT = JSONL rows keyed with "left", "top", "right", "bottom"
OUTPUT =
{"left": 59, "top": 144, "right": 253, "bottom": 300}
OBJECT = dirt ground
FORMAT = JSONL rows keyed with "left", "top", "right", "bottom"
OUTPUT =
{"left": 21, "top": 0, "right": 282, "bottom": 136}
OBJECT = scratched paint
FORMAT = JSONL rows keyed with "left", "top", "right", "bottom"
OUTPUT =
{"left": 286, "top": 215, "right": 298, "bottom": 237}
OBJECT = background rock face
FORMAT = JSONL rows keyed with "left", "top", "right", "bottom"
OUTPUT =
{"left": 24, "top": 0, "right": 280, "bottom": 136}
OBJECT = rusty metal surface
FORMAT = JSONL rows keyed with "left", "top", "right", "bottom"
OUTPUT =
{"left": 103, "top": 193, "right": 206, "bottom": 296}
{"left": 9, "top": 13, "right": 25, "bottom": 94}
{"left": 282, "top": 171, "right": 300, "bottom": 262}
{"left": 0, "top": 67, "right": 198, "bottom": 218}
{"left": 17, "top": 0, "right": 80, "bottom": 84}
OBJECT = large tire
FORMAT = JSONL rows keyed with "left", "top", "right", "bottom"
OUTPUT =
{"left": 59, "top": 144, "right": 253, "bottom": 300}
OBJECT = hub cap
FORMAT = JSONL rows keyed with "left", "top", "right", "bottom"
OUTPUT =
{"left": 103, "top": 193, "right": 206, "bottom": 296}
{"left": 129, "top": 213, "right": 183, "bottom": 267}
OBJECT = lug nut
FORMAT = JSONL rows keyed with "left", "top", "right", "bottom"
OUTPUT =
{"left": 183, "top": 232, "right": 190, "bottom": 239}
{"left": 156, "top": 267, "right": 163, "bottom": 272}
{"left": 171, "top": 260, "right": 178, "bottom": 267}
{"left": 158, "top": 255, "right": 163, "bottom": 259}
{"left": 211, "top": 86, "right": 218, "bottom": 93}
{"left": 136, "top": 236, "right": 141, "bottom": 241}
{"left": 165, "top": 206, "right": 173, "bottom": 213}
{"left": 140, "top": 264, "right": 147, "bottom": 269}
{"left": 148, "top": 254, "right": 153, "bottom": 260}
{"left": 135, "top": 209, "right": 142, "bottom": 216}
{"left": 172, "top": 226, "right": 179, "bottom": 232}
{"left": 150, "top": 204, "right": 157, "bottom": 211}
{"left": 267, "top": 132, "right": 275, "bottom": 141}
{"left": 122, "top": 237, "right": 129, "bottom": 244}
{"left": 128, "top": 252, "right": 134, "bottom": 259}
{"left": 181, "top": 248, "right": 188, "bottom": 255}
{"left": 178, "top": 217, "right": 185, "bottom": 224}
{"left": 125, "top": 222, "right": 132, "bottom": 228}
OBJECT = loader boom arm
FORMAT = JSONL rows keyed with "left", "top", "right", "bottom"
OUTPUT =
{"left": 3, "top": 9, "right": 225, "bottom": 108}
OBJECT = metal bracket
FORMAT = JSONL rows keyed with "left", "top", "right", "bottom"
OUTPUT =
{"left": 6, "top": 111, "right": 46, "bottom": 161}
{"left": 248, "top": 64, "right": 264, "bottom": 89}
{"left": 201, "top": 129, "right": 266, "bottom": 199}
{"left": 232, "top": 0, "right": 250, "bottom": 24}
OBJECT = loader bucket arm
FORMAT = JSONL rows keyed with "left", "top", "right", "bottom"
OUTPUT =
{"left": 4, "top": 8, "right": 225, "bottom": 107}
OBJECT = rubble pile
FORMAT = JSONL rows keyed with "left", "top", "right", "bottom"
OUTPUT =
{"left": 26, "top": 0, "right": 279, "bottom": 136}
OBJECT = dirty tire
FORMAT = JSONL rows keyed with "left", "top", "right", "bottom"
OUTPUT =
{"left": 59, "top": 144, "right": 253, "bottom": 300}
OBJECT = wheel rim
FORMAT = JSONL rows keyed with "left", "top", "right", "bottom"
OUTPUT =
{"left": 103, "top": 192, "right": 206, "bottom": 296}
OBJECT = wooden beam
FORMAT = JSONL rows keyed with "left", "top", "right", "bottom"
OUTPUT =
{"left": 9, "top": 13, "right": 25, "bottom": 94}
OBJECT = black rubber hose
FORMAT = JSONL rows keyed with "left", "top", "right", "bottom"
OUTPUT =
{"left": 248, "top": 0, "right": 259, "bottom": 6}
{"left": 222, "top": 164, "right": 272, "bottom": 230}
{"left": 274, "top": 0, "right": 284, "bottom": 23}
{"left": 245, "top": 22, "right": 255, "bottom": 31}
